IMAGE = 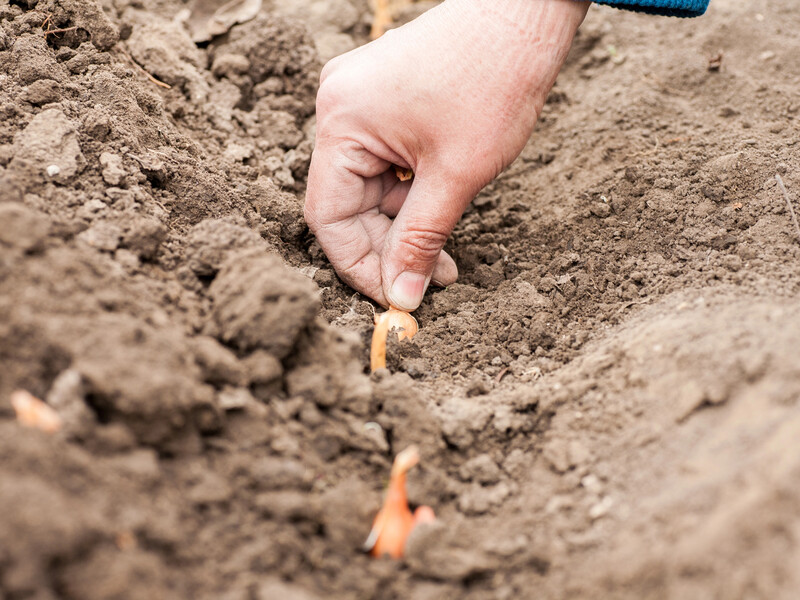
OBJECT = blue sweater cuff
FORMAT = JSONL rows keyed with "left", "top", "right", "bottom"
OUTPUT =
{"left": 592, "top": 0, "right": 709, "bottom": 17}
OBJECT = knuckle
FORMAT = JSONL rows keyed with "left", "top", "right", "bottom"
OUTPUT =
{"left": 314, "top": 83, "right": 337, "bottom": 117}
{"left": 316, "top": 70, "right": 353, "bottom": 118}
{"left": 397, "top": 226, "right": 449, "bottom": 264}
{"left": 319, "top": 56, "right": 340, "bottom": 85}
{"left": 315, "top": 77, "right": 343, "bottom": 116}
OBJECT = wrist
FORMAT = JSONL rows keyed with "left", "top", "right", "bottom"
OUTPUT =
{"left": 444, "top": 0, "right": 589, "bottom": 105}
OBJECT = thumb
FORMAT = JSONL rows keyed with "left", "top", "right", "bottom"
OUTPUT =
{"left": 381, "top": 175, "right": 469, "bottom": 311}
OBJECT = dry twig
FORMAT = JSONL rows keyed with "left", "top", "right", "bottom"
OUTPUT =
{"left": 44, "top": 26, "right": 79, "bottom": 37}
{"left": 776, "top": 174, "right": 800, "bottom": 244}
{"left": 370, "top": 0, "right": 392, "bottom": 39}
{"left": 117, "top": 46, "right": 172, "bottom": 90}
{"left": 41, "top": 14, "right": 79, "bottom": 38}
{"left": 494, "top": 367, "right": 509, "bottom": 383}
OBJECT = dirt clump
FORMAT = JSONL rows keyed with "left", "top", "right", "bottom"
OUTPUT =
{"left": 207, "top": 251, "right": 320, "bottom": 357}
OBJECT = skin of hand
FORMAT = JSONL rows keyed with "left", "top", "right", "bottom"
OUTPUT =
{"left": 305, "top": 0, "right": 590, "bottom": 310}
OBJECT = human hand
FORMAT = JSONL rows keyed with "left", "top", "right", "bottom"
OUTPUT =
{"left": 305, "top": 0, "right": 589, "bottom": 310}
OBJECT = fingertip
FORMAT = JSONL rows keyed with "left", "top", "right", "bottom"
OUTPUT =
{"left": 430, "top": 250, "right": 458, "bottom": 287}
{"left": 386, "top": 271, "right": 429, "bottom": 311}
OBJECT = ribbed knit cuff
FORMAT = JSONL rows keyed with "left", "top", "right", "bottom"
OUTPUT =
{"left": 593, "top": 0, "right": 709, "bottom": 17}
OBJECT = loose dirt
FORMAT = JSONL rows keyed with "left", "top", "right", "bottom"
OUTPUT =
{"left": 1, "top": 0, "right": 799, "bottom": 598}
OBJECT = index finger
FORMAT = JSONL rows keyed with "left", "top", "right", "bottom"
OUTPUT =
{"left": 304, "top": 138, "right": 393, "bottom": 305}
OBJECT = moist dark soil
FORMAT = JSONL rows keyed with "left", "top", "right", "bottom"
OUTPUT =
{"left": 2, "top": 0, "right": 800, "bottom": 598}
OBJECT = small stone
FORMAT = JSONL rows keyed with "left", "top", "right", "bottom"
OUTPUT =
{"left": 99, "top": 152, "right": 126, "bottom": 186}
{"left": 568, "top": 440, "right": 591, "bottom": 467}
{"left": 46, "top": 369, "right": 94, "bottom": 436}
{"left": 502, "top": 448, "right": 529, "bottom": 476}
{"left": 82, "top": 108, "right": 112, "bottom": 140}
{"left": 457, "top": 481, "right": 512, "bottom": 515}
{"left": 580, "top": 474, "right": 603, "bottom": 495}
{"left": 0, "top": 203, "right": 49, "bottom": 252}
{"left": 11, "top": 108, "right": 84, "bottom": 183}
{"left": 320, "top": 478, "right": 381, "bottom": 549}
{"left": 458, "top": 454, "right": 502, "bottom": 485}
{"left": 121, "top": 216, "right": 166, "bottom": 260}
{"left": 222, "top": 143, "right": 254, "bottom": 163}
{"left": 256, "top": 579, "right": 321, "bottom": 600}
{"left": 589, "top": 495, "right": 614, "bottom": 520}
{"left": 405, "top": 521, "right": 500, "bottom": 581}
{"left": 255, "top": 490, "right": 320, "bottom": 522}
{"left": 440, "top": 396, "right": 493, "bottom": 450}
{"left": 115, "top": 248, "right": 140, "bottom": 271}
{"left": 360, "top": 421, "right": 389, "bottom": 453}
{"left": 256, "top": 111, "right": 303, "bottom": 149}
{"left": 191, "top": 336, "right": 246, "bottom": 386}
{"left": 466, "top": 378, "right": 491, "bottom": 397}
{"left": 77, "top": 221, "right": 122, "bottom": 251}
{"left": 272, "top": 0, "right": 358, "bottom": 34}
{"left": 208, "top": 252, "right": 320, "bottom": 357}
{"left": 312, "top": 268, "right": 335, "bottom": 287}
{"left": 188, "top": 472, "right": 233, "bottom": 505}
{"left": 9, "top": 33, "right": 66, "bottom": 85}
{"left": 249, "top": 457, "right": 311, "bottom": 491}
{"left": 590, "top": 202, "right": 612, "bottom": 218}
{"left": 217, "top": 387, "right": 256, "bottom": 411}
{"left": 185, "top": 218, "right": 266, "bottom": 277}
{"left": 211, "top": 53, "right": 250, "bottom": 78}
{"left": 543, "top": 438, "right": 591, "bottom": 473}
{"left": 21, "top": 79, "right": 62, "bottom": 105}
{"left": 243, "top": 350, "right": 284, "bottom": 386}
{"left": 80, "top": 198, "right": 108, "bottom": 215}
{"left": 314, "top": 31, "right": 356, "bottom": 62}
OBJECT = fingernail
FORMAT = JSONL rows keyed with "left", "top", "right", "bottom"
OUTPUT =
{"left": 388, "top": 272, "right": 429, "bottom": 311}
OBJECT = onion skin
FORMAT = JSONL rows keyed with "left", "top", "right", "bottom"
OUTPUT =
{"left": 370, "top": 307, "right": 418, "bottom": 372}
{"left": 10, "top": 390, "right": 62, "bottom": 433}
{"left": 364, "top": 445, "right": 435, "bottom": 559}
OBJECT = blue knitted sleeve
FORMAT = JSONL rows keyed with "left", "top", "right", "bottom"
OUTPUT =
{"left": 592, "top": 0, "right": 709, "bottom": 17}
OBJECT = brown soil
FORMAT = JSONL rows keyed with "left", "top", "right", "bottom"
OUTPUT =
{"left": 2, "top": 0, "right": 800, "bottom": 598}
